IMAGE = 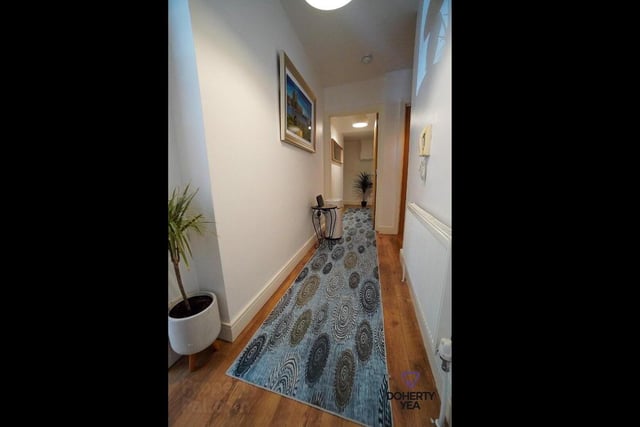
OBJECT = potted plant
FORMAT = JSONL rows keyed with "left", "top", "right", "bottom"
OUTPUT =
{"left": 168, "top": 184, "right": 221, "bottom": 364}
{"left": 353, "top": 171, "right": 373, "bottom": 207}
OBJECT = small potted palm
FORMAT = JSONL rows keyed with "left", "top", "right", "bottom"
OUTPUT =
{"left": 353, "top": 171, "right": 373, "bottom": 207}
{"left": 168, "top": 184, "right": 221, "bottom": 364}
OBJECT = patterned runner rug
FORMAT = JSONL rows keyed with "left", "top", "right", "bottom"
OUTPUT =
{"left": 226, "top": 207, "right": 392, "bottom": 426}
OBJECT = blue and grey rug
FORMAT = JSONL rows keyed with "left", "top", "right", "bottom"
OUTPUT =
{"left": 226, "top": 208, "right": 392, "bottom": 426}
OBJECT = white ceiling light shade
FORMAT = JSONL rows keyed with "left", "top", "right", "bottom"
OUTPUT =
{"left": 304, "top": 0, "right": 353, "bottom": 11}
{"left": 352, "top": 115, "right": 368, "bottom": 128}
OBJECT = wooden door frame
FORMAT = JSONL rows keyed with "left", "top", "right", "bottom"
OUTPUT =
{"left": 371, "top": 112, "right": 379, "bottom": 229}
{"left": 398, "top": 104, "right": 411, "bottom": 244}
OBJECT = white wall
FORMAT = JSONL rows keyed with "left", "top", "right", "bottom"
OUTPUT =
{"left": 403, "top": 0, "right": 452, "bottom": 420}
{"left": 329, "top": 124, "right": 343, "bottom": 201}
{"left": 324, "top": 69, "right": 412, "bottom": 234}
{"left": 406, "top": 11, "right": 451, "bottom": 226}
{"left": 343, "top": 138, "right": 374, "bottom": 205}
{"left": 169, "top": 0, "right": 230, "bottom": 365}
{"left": 187, "top": 0, "right": 324, "bottom": 339}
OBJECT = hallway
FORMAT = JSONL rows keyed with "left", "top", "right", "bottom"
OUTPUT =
{"left": 169, "top": 234, "right": 440, "bottom": 426}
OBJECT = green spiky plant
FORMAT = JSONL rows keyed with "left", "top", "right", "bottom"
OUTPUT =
{"left": 353, "top": 171, "right": 373, "bottom": 206}
{"left": 168, "top": 184, "right": 208, "bottom": 313}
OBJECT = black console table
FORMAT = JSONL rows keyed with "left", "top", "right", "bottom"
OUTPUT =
{"left": 311, "top": 204, "right": 338, "bottom": 248}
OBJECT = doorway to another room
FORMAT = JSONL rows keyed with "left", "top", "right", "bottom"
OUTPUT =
{"left": 328, "top": 112, "right": 379, "bottom": 228}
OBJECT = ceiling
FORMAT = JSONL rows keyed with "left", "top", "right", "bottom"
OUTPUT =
{"left": 279, "top": 0, "right": 419, "bottom": 88}
{"left": 331, "top": 113, "right": 377, "bottom": 140}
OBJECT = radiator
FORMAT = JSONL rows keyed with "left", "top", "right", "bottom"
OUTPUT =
{"left": 401, "top": 202, "right": 451, "bottom": 352}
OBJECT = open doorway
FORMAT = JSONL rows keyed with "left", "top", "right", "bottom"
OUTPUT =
{"left": 328, "top": 112, "right": 378, "bottom": 227}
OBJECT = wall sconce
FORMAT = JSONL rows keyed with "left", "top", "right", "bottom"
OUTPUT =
{"left": 305, "top": 0, "right": 353, "bottom": 11}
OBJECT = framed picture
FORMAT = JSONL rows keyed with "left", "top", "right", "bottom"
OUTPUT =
{"left": 279, "top": 50, "right": 316, "bottom": 152}
{"left": 331, "top": 138, "right": 343, "bottom": 164}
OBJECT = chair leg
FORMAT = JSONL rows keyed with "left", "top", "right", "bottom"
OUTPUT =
{"left": 189, "top": 353, "right": 197, "bottom": 372}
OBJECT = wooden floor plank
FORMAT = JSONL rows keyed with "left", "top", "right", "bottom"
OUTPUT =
{"left": 169, "top": 233, "right": 442, "bottom": 426}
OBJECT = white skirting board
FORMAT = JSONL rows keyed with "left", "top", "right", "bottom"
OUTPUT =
{"left": 218, "top": 232, "right": 320, "bottom": 342}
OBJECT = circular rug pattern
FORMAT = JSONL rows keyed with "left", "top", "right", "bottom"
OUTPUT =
{"left": 326, "top": 272, "right": 345, "bottom": 299}
{"left": 334, "top": 349, "right": 356, "bottom": 409}
{"left": 227, "top": 207, "right": 390, "bottom": 427}
{"left": 357, "top": 256, "right": 375, "bottom": 276}
{"left": 312, "top": 302, "right": 329, "bottom": 333}
{"left": 234, "top": 334, "right": 267, "bottom": 376}
{"left": 269, "top": 311, "right": 293, "bottom": 349}
{"left": 264, "top": 287, "right": 293, "bottom": 325}
{"left": 265, "top": 352, "right": 300, "bottom": 396}
{"left": 296, "top": 274, "right": 320, "bottom": 307}
{"left": 348, "top": 271, "right": 360, "bottom": 289}
{"left": 344, "top": 252, "right": 358, "bottom": 269}
{"left": 295, "top": 267, "right": 309, "bottom": 283}
{"left": 332, "top": 296, "right": 358, "bottom": 341}
{"left": 355, "top": 320, "right": 373, "bottom": 362}
{"left": 290, "top": 309, "right": 312, "bottom": 346}
{"left": 310, "top": 390, "right": 326, "bottom": 407}
{"left": 322, "top": 262, "right": 333, "bottom": 275}
{"left": 311, "top": 253, "right": 328, "bottom": 271}
{"left": 331, "top": 245, "right": 345, "bottom": 261}
{"left": 306, "top": 333, "right": 330, "bottom": 385}
{"left": 360, "top": 280, "right": 380, "bottom": 315}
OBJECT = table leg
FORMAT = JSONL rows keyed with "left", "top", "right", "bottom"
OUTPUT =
{"left": 327, "top": 208, "right": 336, "bottom": 248}
{"left": 311, "top": 209, "right": 323, "bottom": 247}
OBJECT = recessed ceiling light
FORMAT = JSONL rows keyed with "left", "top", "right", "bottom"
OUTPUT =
{"left": 361, "top": 54, "right": 373, "bottom": 64}
{"left": 352, "top": 115, "right": 369, "bottom": 128}
{"left": 305, "top": 0, "right": 353, "bottom": 11}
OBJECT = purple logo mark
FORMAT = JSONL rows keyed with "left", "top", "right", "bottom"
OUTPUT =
{"left": 401, "top": 371, "right": 420, "bottom": 389}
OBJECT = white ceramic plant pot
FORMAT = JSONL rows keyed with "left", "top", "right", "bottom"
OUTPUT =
{"left": 168, "top": 291, "right": 221, "bottom": 355}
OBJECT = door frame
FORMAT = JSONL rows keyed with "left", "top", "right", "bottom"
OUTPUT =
{"left": 398, "top": 104, "right": 411, "bottom": 243}
{"left": 327, "top": 108, "right": 381, "bottom": 218}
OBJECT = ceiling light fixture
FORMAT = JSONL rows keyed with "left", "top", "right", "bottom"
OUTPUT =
{"left": 352, "top": 115, "right": 368, "bottom": 128}
{"left": 304, "top": 0, "right": 353, "bottom": 11}
{"left": 361, "top": 54, "right": 373, "bottom": 64}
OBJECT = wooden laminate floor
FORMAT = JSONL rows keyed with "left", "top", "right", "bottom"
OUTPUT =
{"left": 169, "top": 234, "right": 441, "bottom": 426}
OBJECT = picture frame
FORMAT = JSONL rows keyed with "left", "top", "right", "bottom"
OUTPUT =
{"left": 331, "top": 138, "right": 343, "bottom": 164}
{"left": 279, "top": 50, "right": 316, "bottom": 153}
